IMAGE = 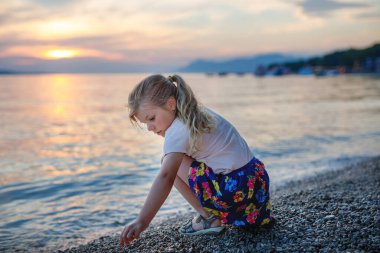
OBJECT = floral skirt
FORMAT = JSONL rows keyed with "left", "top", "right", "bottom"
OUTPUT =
{"left": 188, "top": 157, "right": 274, "bottom": 228}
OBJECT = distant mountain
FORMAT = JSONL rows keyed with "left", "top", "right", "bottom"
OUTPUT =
{"left": 0, "top": 69, "right": 46, "bottom": 75}
{"left": 178, "top": 53, "right": 300, "bottom": 73}
{"left": 279, "top": 43, "right": 380, "bottom": 73}
{"left": 0, "top": 69, "right": 19, "bottom": 74}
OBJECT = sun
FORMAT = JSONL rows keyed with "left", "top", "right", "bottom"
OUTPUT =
{"left": 45, "top": 49, "right": 78, "bottom": 59}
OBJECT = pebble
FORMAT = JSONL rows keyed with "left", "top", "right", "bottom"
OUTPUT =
{"left": 324, "top": 215, "right": 336, "bottom": 220}
{"left": 56, "top": 156, "right": 380, "bottom": 253}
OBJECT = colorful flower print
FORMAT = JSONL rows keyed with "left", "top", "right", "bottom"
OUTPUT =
{"left": 245, "top": 203, "right": 257, "bottom": 215}
{"left": 225, "top": 177, "right": 238, "bottom": 192}
{"left": 189, "top": 168, "right": 197, "bottom": 182}
{"left": 188, "top": 158, "right": 274, "bottom": 228}
{"left": 205, "top": 166, "right": 210, "bottom": 176}
{"left": 261, "top": 218, "right": 270, "bottom": 226}
{"left": 196, "top": 166, "right": 205, "bottom": 176}
{"left": 233, "top": 220, "right": 246, "bottom": 226}
{"left": 219, "top": 212, "right": 229, "bottom": 223}
{"left": 216, "top": 200, "right": 228, "bottom": 209}
{"left": 236, "top": 204, "right": 247, "bottom": 212}
{"left": 247, "top": 210, "right": 259, "bottom": 224}
{"left": 255, "top": 188, "right": 266, "bottom": 203}
{"left": 202, "top": 182, "right": 212, "bottom": 200}
{"left": 233, "top": 191, "right": 245, "bottom": 203}
{"left": 247, "top": 176, "right": 255, "bottom": 199}
{"left": 212, "top": 180, "right": 222, "bottom": 196}
{"left": 193, "top": 183, "right": 200, "bottom": 195}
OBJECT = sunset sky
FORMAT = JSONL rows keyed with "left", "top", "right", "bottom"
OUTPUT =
{"left": 1, "top": 0, "right": 379, "bottom": 72}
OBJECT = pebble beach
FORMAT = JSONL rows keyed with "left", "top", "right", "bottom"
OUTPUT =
{"left": 58, "top": 156, "right": 380, "bottom": 253}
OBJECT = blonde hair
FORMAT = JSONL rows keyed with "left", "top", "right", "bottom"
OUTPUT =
{"left": 128, "top": 74, "right": 215, "bottom": 151}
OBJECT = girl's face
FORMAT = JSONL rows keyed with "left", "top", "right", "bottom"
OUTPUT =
{"left": 135, "top": 97, "right": 176, "bottom": 137}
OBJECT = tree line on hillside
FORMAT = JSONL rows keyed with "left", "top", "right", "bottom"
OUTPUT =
{"left": 265, "top": 43, "right": 380, "bottom": 76}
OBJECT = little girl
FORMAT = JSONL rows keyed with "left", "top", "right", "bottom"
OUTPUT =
{"left": 120, "top": 74, "right": 274, "bottom": 247}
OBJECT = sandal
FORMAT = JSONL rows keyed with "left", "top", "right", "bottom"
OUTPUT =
{"left": 179, "top": 214, "right": 225, "bottom": 235}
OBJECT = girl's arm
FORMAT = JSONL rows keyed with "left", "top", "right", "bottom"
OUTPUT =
{"left": 120, "top": 152, "right": 184, "bottom": 247}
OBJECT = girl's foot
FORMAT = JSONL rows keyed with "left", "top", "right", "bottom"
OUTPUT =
{"left": 191, "top": 214, "right": 221, "bottom": 231}
{"left": 179, "top": 214, "right": 225, "bottom": 235}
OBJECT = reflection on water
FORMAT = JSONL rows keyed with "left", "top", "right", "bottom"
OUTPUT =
{"left": 43, "top": 75, "right": 74, "bottom": 119}
{"left": 0, "top": 74, "right": 379, "bottom": 252}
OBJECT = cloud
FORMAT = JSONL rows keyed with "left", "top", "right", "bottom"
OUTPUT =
{"left": 297, "top": 0, "right": 369, "bottom": 17}
{"left": 0, "top": 0, "right": 379, "bottom": 72}
{"left": 0, "top": 3, "right": 45, "bottom": 25}
{"left": 28, "top": 0, "right": 75, "bottom": 7}
{"left": 355, "top": 11, "right": 380, "bottom": 20}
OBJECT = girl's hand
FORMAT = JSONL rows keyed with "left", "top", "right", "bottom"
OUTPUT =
{"left": 120, "top": 218, "right": 148, "bottom": 248}
{"left": 119, "top": 153, "right": 183, "bottom": 248}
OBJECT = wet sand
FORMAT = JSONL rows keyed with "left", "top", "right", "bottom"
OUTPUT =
{"left": 58, "top": 156, "right": 380, "bottom": 253}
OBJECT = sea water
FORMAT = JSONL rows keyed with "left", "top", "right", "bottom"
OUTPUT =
{"left": 0, "top": 74, "right": 379, "bottom": 251}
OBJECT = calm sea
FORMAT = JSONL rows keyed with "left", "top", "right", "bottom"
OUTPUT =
{"left": 0, "top": 74, "right": 379, "bottom": 252}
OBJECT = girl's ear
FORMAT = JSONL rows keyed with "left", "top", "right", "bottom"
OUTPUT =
{"left": 167, "top": 96, "right": 176, "bottom": 112}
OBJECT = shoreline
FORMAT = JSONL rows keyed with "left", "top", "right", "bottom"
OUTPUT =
{"left": 59, "top": 156, "right": 380, "bottom": 253}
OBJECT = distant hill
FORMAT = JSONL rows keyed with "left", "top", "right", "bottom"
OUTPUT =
{"left": 178, "top": 53, "right": 300, "bottom": 73}
{"left": 0, "top": 69, "right": 19, "bottom": 74}
{"left": 278, "top": 43, "right": 380, "bottom": 72}
{"left": 0, "top": 69, "right": 46, "bottom": 75}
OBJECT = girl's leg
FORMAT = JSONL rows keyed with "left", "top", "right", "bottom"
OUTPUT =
{"left": 174, "top": 155, "right": 208, "bottom": 217}
{"left": 174, "top": 155, "right": 221, "bottom": 229}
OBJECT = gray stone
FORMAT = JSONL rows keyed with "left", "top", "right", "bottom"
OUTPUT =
{"left": 324, "top": 215, "right": 336, "bottom": 221}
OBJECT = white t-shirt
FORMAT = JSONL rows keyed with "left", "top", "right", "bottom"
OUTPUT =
{"left": 163, "top": 109, "right": 253, "bottom": 174}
